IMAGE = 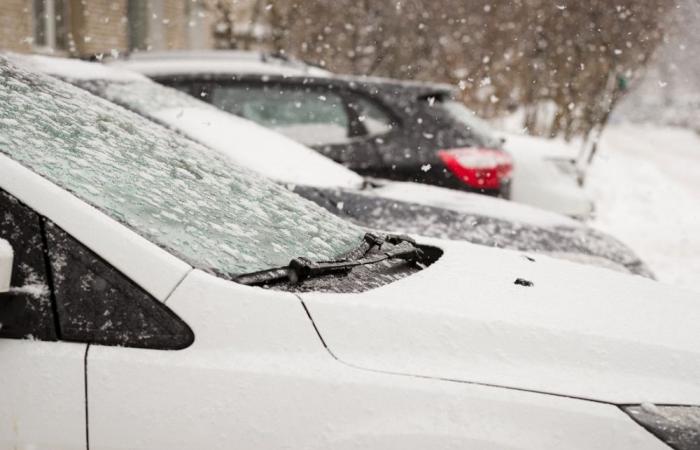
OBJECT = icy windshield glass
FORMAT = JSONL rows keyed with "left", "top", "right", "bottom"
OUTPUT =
{"left": 0, "top": 58, "right": 363, "bottom": 277}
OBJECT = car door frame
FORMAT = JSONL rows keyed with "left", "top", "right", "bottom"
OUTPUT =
{"left": 0, "top": 154, "right": 193, "bottom": 449}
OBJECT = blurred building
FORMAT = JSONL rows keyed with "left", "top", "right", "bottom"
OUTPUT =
{"left": 0, "top": 0, "right": 219, "bottom": 57}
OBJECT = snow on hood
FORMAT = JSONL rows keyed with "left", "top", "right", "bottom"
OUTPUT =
{"left": 9, "top": 53, "right": 147, "bottom": 82}
{"left": 152, "top": 107, "right": 364, "bottom": 189}
{"left": 367, "top": 180, "right": 580, "bottom": 228}
{"left": 302, "top": 237, "right": 700, "bottom": 405}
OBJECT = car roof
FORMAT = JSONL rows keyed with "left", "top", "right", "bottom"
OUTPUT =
{"left": 109, "top": 50, "right": 333, "bottom": 78}
{"left": 109, "top": 50, "right": 456, "bottom": 97}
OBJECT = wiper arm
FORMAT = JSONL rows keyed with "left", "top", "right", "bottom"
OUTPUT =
{"left": 233, "top": 233, "right": 424, "bottom": 287}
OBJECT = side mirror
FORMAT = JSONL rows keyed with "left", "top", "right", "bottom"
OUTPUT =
{"left": 0, "top": 239, "right": 13, "bottom": 293}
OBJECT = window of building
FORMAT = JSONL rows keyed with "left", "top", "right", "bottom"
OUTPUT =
{"left": 127, "top": 0, "right": 149, "bottom": 51}
{"left": 33, "top": 0, "right": 69, "bottom": 52}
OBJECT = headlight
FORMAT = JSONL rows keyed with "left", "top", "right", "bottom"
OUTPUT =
{"left": 622, "top": 404, "right": 700, "bottom": 450}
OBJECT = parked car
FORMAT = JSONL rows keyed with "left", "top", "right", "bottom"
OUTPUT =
{"left": 502, "top": 132, "right": 593, "bottom": 219}
{"left": 112, "top": 50, "right": 594, "bottom": 218}
{"left": 112, "top": 50, "right": 515, "bottom": 198}
{"left": 20, "top": 54, "right": 651, "bottom": 276}
{"left": 2, "top": 56, "right": 700, "bottom": 450}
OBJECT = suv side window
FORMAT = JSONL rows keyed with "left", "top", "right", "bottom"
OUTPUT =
{"left": 348, "top": 96, "right": 395, "bottom": 137}
{"left": 209, "top": 84, "right": 352, "bottom": 146}
{"left": 0, "top": 190, "right": 57, "bottom": 340}
{"left": 45, "top": 221, "right": 193, "bottom": 349}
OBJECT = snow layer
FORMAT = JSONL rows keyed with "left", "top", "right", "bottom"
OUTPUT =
{"left": 587, "top": 124, "right": 700, "bottom": 293}
{"left": 13, "top": 53, "right": 146, "bottom": 82}
{"left": 110, "top": 59, "right": 331, "bottom": 78}
{"left": 152, "top": 107, "right": 363, "bottom": 189}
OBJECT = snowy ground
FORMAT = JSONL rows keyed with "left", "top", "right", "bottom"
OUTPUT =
{"left": 586, "top": 124, "right": 700, "bottom": 293}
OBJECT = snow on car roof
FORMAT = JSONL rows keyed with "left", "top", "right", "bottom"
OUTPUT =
{"left": 110, "top": 50, "right": 332, "bottom": 78}
{"left": 11, "top": 52, "right": 147, "bottom": 82}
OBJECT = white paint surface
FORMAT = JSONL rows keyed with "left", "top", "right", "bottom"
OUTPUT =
{"left": 86, "top": 270, "right": 668, "bottom": 450}
{"left": 303, "top": 236, "right": 700, "bottom": 405}
{"left": 503, "top": 133, "right": 594, "bottom": 218}
{"left": 0, "top": 340, "right": 87, "bottom": 450}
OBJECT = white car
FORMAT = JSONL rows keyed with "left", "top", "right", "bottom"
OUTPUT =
{"left": 14, "top": 54, "right": 651, "bottom": 276}
{"left": 502, "top": 132, "right": 594, "bottom": 219}
{"left": 2, "top": 55, "right": 700, "bottom": 450}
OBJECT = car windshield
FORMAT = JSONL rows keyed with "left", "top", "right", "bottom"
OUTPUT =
{"left": 438, "top": 100, "right": 503, "bottom": 148}
{"left": 0, "top": 57, "right": 364, "bottom": 277}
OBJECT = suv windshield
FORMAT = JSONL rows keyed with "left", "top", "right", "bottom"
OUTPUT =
{"left": 0, "top": 58, "right": 363, "bottom": 277}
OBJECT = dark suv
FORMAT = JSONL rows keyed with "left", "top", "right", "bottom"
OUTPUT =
{"left": 115, "top": 51, "right": 512, "bottom": 197}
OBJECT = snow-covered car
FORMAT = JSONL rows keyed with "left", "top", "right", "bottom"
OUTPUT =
{"left": 2, "top": 56, "right": 700, "bottom": 450}
{"left": 502, "top": 132, "right": 593, "bottom": 219}
{"left": 111, "top": 50, "right": 593, "bottom": 218}
{"left": 16, "top": 54, "right": 650, "bottom": 276}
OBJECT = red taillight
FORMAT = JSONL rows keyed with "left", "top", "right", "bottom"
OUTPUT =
{"left": 438, "top": 147, "right": 513, "bottom": 191}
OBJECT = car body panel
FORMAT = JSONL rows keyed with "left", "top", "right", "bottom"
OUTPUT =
{"left": 504, "top": 133, "right": 594, "bottom": 218}
{"left": 86, "top": 270, "right": 667, "bottom": 450}
{"left": 0, "top": 340, "right": 87, "bottom": 450}
{"left": 302, "top": 237, "right": 700, "bottom": 405}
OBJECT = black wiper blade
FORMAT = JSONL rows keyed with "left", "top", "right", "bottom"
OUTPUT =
{"left": 233, "top": 233, "right": 423, "bottom": 287}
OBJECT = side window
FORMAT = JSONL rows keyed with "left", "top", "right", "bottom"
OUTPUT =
{"left": 209, "top": 84, "right": 351, "bottom": 146}
{"left": 45, "top": 221, "right": 193, "bottom": 349}
{"left": 349, "top": 96, "right": 394, "bottom": 137}
{"left": 0, "top": 189, "right": 192, "bottom": 349}
{"left": 0, "top": 190, "right": 57, "bottom": 340}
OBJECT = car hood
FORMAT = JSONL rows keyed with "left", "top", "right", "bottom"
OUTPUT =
{"left": 301, "top": 238, "right": 700, "bottom": 405}
{"left": 366, "top": 180, "right": 580, "bottom": 228}
{"left": 152, "top": 107, "right": 365, "bottom": 189}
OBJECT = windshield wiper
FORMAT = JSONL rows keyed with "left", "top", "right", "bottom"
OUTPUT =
{"left": 233, "top": 233, "right": 424, "bottom": 287}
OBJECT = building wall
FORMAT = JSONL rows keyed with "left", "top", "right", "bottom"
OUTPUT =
{"left": 76, "top": 0, "right": 128, "bottom": 55}
{"left": 0, "top": 0, "right": 33, "bottom": 52}
{"left": 0, "top": 0, "right": 216, "bottom": 56}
